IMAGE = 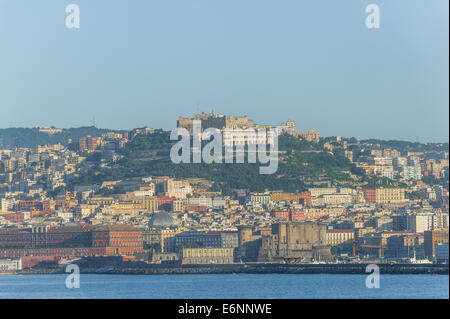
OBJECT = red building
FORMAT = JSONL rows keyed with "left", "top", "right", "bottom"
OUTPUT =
{"left": 4, "top": 213, "right": 24, "bottom": 223}
{"left": 186, "top": 205, "right": 208, "bottom": 212}
{"left": 21, "top": 256, "right": 59, "bottom": 268}
{"left": 0, "top": 225, "right": 92, "bottom": 249}
{"left": 363, "top": 189, "right": 376, "bottom": 203}
{"left": 78, "top": 136, "right": 98, "bottom": 152}
{"left": 157, "top": 196, "right": 176, "bottom": 211}
{"left": 87, "top": 136, "right": 98, "bottom": 151}
{"left": 78, "top": 137, "right": 87, "bottom": 151}
{"left": 272, "top": 211, "right": 290, "bottom": 221}
{"left": 92, "top": 225, "right": 143, "bottom": 256}
{"left": 290, "top": 210, "right": 305, "bottom": 222}
{"left": 0, "top": 225, "right": 143, "bottom": 258}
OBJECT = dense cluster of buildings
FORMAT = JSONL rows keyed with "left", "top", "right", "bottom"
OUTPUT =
{"left": 354, "top": 146, "right": 448, "bottom": 182}
{"left": 0, "top": 114, "right": 448, "bottom": 271}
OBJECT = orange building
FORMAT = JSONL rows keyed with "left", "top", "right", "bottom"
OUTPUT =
{"left": 271, "top": 191, "right": 311, "bottom": 205}
{"left": 424, "top": 228, "right": 449, "bottom": 257}
{"left": 92, "top": 225, "right": 143, "bottom": 256}
{"left": 18, "top": 200, "right": 51, "bottom": 213}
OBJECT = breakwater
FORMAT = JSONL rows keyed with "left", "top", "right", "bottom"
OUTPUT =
{"left": 17, "top": 262, "right": 449, "bottom": 275}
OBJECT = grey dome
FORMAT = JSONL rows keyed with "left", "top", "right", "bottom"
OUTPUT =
{"left": 148, "top": 211, "right": 176, "bottom": 228}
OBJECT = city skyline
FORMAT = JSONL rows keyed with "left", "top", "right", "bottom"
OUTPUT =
{"left": 0, "top": 0, "right": 449, "bottom": 304}
{"left": 0, "top": 0, "right": 448, "bottom": 142}
{"left": 1, "top": 113, "right": 449, "bottom": 144}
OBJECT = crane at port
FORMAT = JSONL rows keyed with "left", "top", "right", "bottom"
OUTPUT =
{"left": 359, "top": 244, "right": 383, "bottom": 258}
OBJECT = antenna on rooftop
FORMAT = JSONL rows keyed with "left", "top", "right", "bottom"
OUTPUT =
{"left": 93, "top": 116, "right": 96, "bottom": 128}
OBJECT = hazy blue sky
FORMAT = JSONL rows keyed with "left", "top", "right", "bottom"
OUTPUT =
{"left": 0, "top": 0, "right": 448, "bottom": 142}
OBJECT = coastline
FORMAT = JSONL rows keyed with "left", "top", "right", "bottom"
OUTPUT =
{"left": 13, "top": 263, "right": 449, "bottom": 276}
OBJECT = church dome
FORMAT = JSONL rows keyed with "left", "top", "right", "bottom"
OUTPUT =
{"left": 148, "top": 211, "right": 176, "bottom": 228}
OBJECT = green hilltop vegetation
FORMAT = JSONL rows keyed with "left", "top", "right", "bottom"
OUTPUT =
{"left": 69, "top": 132, "right": 405, "bottom": 195}
{"left": 357, "top": 138, "right": 449, "bottom": 153}
{"left": 0, "top": 126, "right": 119, "bottom": 149}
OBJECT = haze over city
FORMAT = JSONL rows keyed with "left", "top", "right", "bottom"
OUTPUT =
{"left": 0, "top": 0, "right": 449, "bottom": 305}
{"left": 0, "top": 0, "right": 448, "bottom": 142}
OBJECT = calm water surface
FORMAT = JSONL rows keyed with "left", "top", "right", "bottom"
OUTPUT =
{"left": 0, "top": 274, "right": 448, "bottom": 299}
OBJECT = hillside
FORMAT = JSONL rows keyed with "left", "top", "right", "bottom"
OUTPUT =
{"left": 69, "top": 132, "right": 402, "bottom": 195}
{"left": 0, "top": 127, "right": 120, "bottom": 149}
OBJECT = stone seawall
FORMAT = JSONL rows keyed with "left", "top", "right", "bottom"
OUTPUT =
{"left": 17, "top": 262, "right": 449, "bottom": 275}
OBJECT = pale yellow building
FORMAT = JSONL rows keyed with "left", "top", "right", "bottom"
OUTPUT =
{"left": 182, "top": 247, "right": 234, "bottom": 264}
{"left": 131, "top": 197, "right": 158, "bottom": 212}
{"left": 375, "top": 188, "right": 405, "bottom": 204}
{"left": 87, "top": 197, "right": 115, "bottom": 206}
{"left": 296, "top": 129, "right": 320, "bottom": 143}
{"left": 326, "top": 229, "right": 354, "bottom": 246}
